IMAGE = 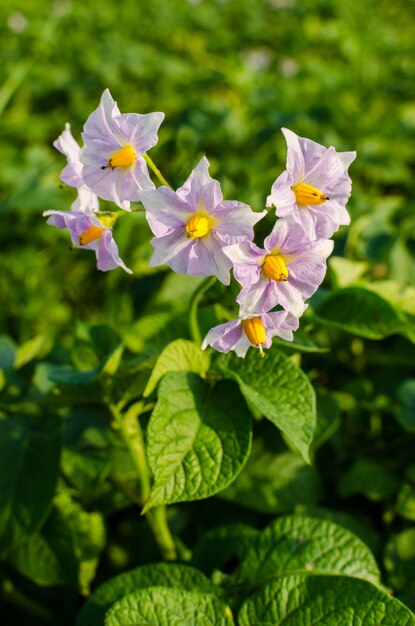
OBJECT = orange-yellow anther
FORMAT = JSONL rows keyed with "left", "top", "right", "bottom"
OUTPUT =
{"left": 79, "top": 225, "right": 104, "bottom": 246}
{"left": 186, "top": 214, "right": 211, "bottom": 239}
{"left": 107, "top": 145, "right": 136, "bottom": 169}
{"left": 242, "top": 317, "right": 266, "bottom": 356}
{"left": 262, "top": 254, "right": 289, "bottom": 282}
{"left": 293, "top": 182, "right": 329, "bottom": 206}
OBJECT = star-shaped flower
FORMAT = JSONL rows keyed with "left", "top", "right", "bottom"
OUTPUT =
{"left": 139, "top": 157, "right": 266, "bottom": 285}
{"left": 54, "top": 123, "right": 99, "bottom": 213}
{"left": 224, "top": 219, "right": 333, "bottom": 317}
{"left": 267, "top": 128, "right": 356, "bottom": 239}
{"left": 81, "top": 89, "right": 164, "bottom": 211}
{"left": 43, "top": 208, "right": 132, "bottom": 273}
{"left": 202, "top": 310, "right": 299, "bottom": 358}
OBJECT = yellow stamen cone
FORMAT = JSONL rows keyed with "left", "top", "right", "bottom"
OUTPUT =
{"left": 293, "top": 182, "right": 329, "bottom": 206}
{"left": 262, "top": 254, "right": 289, "bottom": 282}
{"left": 242, "top": 317, "right": 266, "bottom": 352}
{"left": 79, "top": 225, "right": 104, "bottom": 246}
{"left": 186, "top": 214, "right": 211, "bottom": 239}
{"left": 106, "top": 145, "right": 136, "bottom": 169}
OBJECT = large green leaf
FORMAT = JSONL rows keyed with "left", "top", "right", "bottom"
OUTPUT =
{"left": 76, "top": 563, "right": 217, "bottom": 626}
{"left": 0, "top": 414, "right": 61, "bottom": 556}
{"left": 105, "top": 587, "right": 234, "bottom": 626}
{"left": 144, "top": 372, "right": 252, "bottom": 511}
{"left": 238, "top": 575, "right": 414, "bottom": 625}
{"left": 232, "top": 515, "right": 381, "bottom": 589}
{"left": 217, "top": 350, "right": 316, "bottom": 463}
{"left": 143, "top": 339, "right": 210, "bottom": 397}
{"left": 315, "top": 286, "right": 407, "bottom": 339}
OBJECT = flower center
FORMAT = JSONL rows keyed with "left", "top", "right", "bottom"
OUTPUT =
{"left": 262, "top": 254, "right": 289, "bottom": 282}
{"left": 242, "top": 317, "right": 266, "bottom": 358}
{"left": 105, "top": 145, "right": 136, "bottom": 170}
{"left": 79, "top": 224, "right": 104, "bottom": 245}
{"left": 186, "top": 214, "right": 211, "bottom": 239}
{"left": 292, "top": 182, "right": 329, "bottom": 206}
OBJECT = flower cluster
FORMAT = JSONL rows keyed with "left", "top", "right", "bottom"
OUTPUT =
{"left": 46, "top": 89, "right": 356, "bottom": 357}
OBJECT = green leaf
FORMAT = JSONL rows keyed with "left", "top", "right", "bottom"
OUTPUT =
{"left": 105, "top": 587, "right": 234, "bottom": 626}
{"left": 122, "top": 311, "right": 187, "bottom": 354}
{"left": 14, "top": 334, "right": 52, "bottom": 369}
{"left": 338, "top": 459, "right": 400, "bottom": 501}
{"left": 221, "top": 439, "right": 323, "bottom": 514}
{"left": 0, "top": 414, "right": 61, "bottom": 556}
{"left": 76, "top": 563, "right": 217, "bottom": 626}
{"left": 328, "top": 256, "right": 369, "bottom": 288}
{"left": 144, "top": 372, "right": 252, "bottom": 511}
{"left": 143, "top": 339, "right": 210, "bottom": 397}
{"left": 9, "top": 504, "right": 78, "bottom": 586}
{"left": 9, "top": 493, "right": 105, "bottom": 592}
{"left": 295, "top": 507, "right": 381, "bottom": 555}
{"left": 49, "top": 364, "right": 104, "bottom": 385}
{"left": 56, "top": 493, "right": 106, "bottom": 595}
{"left": 217, "top": 350, "right": 316, "bottom": 463}
{"left": 232, "top": 515, "right": 381, "bottom": 589}
{"left": 238, "top": 575, "right": 414, "bottom": 625}
{"left": 315, "top": 286, "right": 407, "bottom": 339}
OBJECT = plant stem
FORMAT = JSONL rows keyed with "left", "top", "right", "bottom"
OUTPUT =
{"left": 188, "top": 276, "right": 217, "bottom": 345}
{"left": 111, "top": 402, "right": 177, "bottom": 561}
{"left": 145, "top": 507, "right": 177, "bottom": 561}
{"left": 143, "top": 153, "right": 171, "bottom": 188}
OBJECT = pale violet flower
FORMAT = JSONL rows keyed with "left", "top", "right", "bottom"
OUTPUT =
{"left": 54, "top": 123, "right": 99, "bottom": 213}
{"left": 202, "top": 310, "right": 299, "bottom": 358}
{"left": 81, "top": 89, "right": 164, "bottom": 211}
{"left": 267, "top": 128, "right": 356, "bottom": 239}
{"left": 43, "top": 208, "right": 132, "bottom": 274}
{"left": 139, "top": 157, "right": 266, "bottom": 285}
{"left": 225, "top": 219, "right": 333, "bottom": 317}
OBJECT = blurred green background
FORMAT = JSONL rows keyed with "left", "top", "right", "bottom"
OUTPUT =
{"left": 1, "top": 0, "right": 415, "bottom": 342}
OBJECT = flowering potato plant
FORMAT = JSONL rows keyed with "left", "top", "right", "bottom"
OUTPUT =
{"left": 2, "top": 82, "right": 414, "bottom": 626}
{"left": 7, "top": 90, "right": 403, "bottom": 624}
{"left": 46, "top": 89, "right": 355, "bottom": 359}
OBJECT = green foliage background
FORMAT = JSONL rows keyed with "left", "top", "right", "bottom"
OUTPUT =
{"left": 1, "top": 0, "right": 415, "bottom": 624}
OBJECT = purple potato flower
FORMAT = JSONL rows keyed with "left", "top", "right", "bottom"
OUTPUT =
{"left": 202, "top": 309, "right": 299, "bottom": 358}
{"left": 224, "top": 219, "right": 333, "bottom": 317}
{"left": 54, "top": 123, "right": 99, "bottom": 213}
{"left": 43, "top": 208, "right": 132, "bottom": 273}
{"left": 139, "top": 157, "right": 266, "bottom": 285}
{"left": 81, "top": 89, "right": 164, "bottom": 211}
{"left": 267, "top": 128, "right": 356, "bottom": 239}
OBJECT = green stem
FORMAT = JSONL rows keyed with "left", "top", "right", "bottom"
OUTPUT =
{"left": 145, "top": 507, "right": 177, "bottom": 561}
{"left": 188, "top": 276, "right": 217, "bottom": 345}
{"left": 143, "top": 153, "right": 171, "bottom": 188}
{"left": 111, "top": 402, "right": 177, "bottom": 561}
